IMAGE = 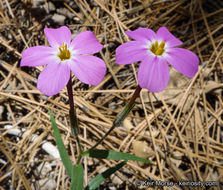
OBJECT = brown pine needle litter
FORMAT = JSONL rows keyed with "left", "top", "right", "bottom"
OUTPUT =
{"left": 0, "top": 0, "right": 223, "bottom": 189}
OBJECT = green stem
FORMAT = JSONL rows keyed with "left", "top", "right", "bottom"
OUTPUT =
{"left": 89, "top": 85, "right": 142, "bottom": 150}
{"left": 66, "top": 75, "right": 83, "bottom": 154}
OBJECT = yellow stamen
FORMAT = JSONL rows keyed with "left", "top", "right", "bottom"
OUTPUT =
{"left": 58, "top": 43, "right": 70, "bottom": 61}
{"left": 150, "top": 41, "right": 165, "bottom": 56}
{"left": 154, "top": 41, "right": 158, "bottom": 49}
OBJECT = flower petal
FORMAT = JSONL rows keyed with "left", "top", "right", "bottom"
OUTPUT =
{"left": 165, "top": 48, "right": 199, "bottom": 78}
{"left": 68, "top": 55, "right": 106, "bottom": 85}
{"left": 37, "top": 63, "right": 70, "bottom": 96}
{"left": 125, "top": 28, "right": 156, "bottom": 41}
{"left": 115, "top": 41, "right": 148, "bottom": 65}
{"left": 44, "top": 26, "right": 71, "bottom": 48}
{"left": 21, "top": 46, "right": 57, "bottom": 67}
{"left": 70, "top": 31, "right": 103, "bottom": 54}
{"left": 138, "top": 56, "right": 169, "bottom": 92}
{"left": 157, "top": 27, "right": 183, "bottom": 47}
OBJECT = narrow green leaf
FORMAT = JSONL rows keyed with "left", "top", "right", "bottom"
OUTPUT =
{"left": 83, "top": 149, "right": 152, "bottom": 164}
{"left": 85, "top": 161, "right": 126, "bottom": 190}
{"left": 49, "top": 110, "right": 73, "bottom": 177}
{"left": 71, "top": 164, "right": 84, "bottom": 190}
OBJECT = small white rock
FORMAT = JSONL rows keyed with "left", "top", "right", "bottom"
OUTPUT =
{"left": 57, "top": 8, "right": 73, "bottom": 19}
{"left": 43, "top": 2, "right": 56, "bottom": 13}
{"left": 39, "top": 178, "right": 57, "bottom": 190}
{"left": 42, "top": 95, "right": 48, "bottom": 101}
{"left": 139, "top": 21, "right": 147, "bottom": 27}
{"left": 0, "top": 105, "right": 4, "bottom": 120}
{"left": 111, "top": 174, "right": 123, "bottom": 185}
{"left": 42, "top": 141, "right": 60, "bottom": 159}
{"left": 33, "top": 0, "right": 44, "bottom": 7}
{"left": 4, "top": 125, "right": 21, "bottom": 136}
{"left": 52, "top": 14, "right": 66, "bottom": 25}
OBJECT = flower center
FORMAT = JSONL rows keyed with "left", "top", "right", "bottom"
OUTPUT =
{"left": 150, "top": 41, "right": 165, "bottom": 56}
{"left": 58, "top": 43, "right": 70, "bottom": 61}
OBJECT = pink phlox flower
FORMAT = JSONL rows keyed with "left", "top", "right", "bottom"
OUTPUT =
{"left": 21, "top": 26, "right": 106, "bottom": 96}
{"left": 115, "top": 27, "right": 199, "bottom": 92}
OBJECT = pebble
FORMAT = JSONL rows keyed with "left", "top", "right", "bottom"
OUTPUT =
{"left": 109, "top": 42, "right": 115, "bottom": 48}
{"left": 52, "top": 14, "right": 66, "bottom": 25}
{"left": 33, "top": 0, "right": 44, "bottom": 7}
{"left": 57, "top": 8, "right": 73, "bottom": 19}
{"left": 38, "top": 178, "right": 56, "bottom": 190}
{"left": 139, "top": 21, "right": 147, "bottom": 27}
{"left": 33, "top": 0, "right": 56, "bottom": 13}
{"left": 111, "top": 174, "right": 123, "bottom": 185}
{"left": 42, "top": 95, "right": 48, "bottom": 101}
{"left": 42, "top": 142, "right": 60, "bottom": 159}
{"left": 0, "top": 105, "right": 4, "bottom": 120}
{"left": 4, "top": 125, "right": 21, "bottom": 136}
{"left": 43, "top": 2, "right": 56, "bottom": 13}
